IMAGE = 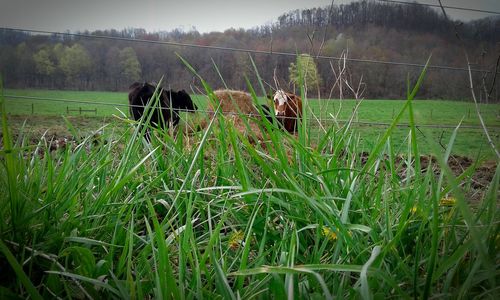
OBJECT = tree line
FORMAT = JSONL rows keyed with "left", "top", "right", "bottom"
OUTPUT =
{"left": 0, "top": 0, "right": 498, "bottom": 102}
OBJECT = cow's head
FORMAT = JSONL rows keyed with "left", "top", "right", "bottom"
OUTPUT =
{"left": 273, "top": 90, "right": 288, "bottom": 117}
{"left": 171, "top": 89, "right": 197, "bottom": 112}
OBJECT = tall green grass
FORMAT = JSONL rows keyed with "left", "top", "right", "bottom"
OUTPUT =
{"left": 0, "top": 59, "right": 499, "bottom": 299}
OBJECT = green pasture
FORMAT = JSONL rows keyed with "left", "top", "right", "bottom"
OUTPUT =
{"left": 2, "top": 89, "right": 500, "bottom": 158}
{"left": 3, "top": 89, "right": 500, "bottom": 126}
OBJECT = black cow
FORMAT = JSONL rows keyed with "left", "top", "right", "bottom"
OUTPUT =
{"left": 128, "top": 82, "right": 197, "bottom": 137}
{"left": 260, "top": 104, "right": 274, "bottom": 124}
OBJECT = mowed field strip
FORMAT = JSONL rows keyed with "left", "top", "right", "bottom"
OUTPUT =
{"left": 4, "top": 89, "right": 500, "bottom": 158}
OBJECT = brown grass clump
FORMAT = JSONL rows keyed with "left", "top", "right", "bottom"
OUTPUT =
{"left": 208, "top": 90, "right": 258, "bottom": 116}
{"left": 200, "top": 90, "right": 270, "bottom": 145}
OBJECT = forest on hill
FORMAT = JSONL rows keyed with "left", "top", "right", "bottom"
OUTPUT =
{"left": 0, "top": 0, "right": 499, "bottom": 101}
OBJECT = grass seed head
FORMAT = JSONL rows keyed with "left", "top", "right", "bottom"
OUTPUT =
{"left": 229, "top": 230, "right": 245, "bottom": 250}
{"left": 439, "top": 196, "right": 456, "bottom": 207}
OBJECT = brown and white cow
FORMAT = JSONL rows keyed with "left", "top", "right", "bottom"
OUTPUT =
{"left": 272, "top": 90, "right": 303, "bottom": 133}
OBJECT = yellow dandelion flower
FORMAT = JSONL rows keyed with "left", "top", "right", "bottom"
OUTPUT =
{"left": 228, "top": 230, "right": 244, "bottom": 250}
{"left": 410, "top": 206, "right": 418, "bottom": 214}
{"left": 321, "top": 226, "right": 338, "bottom": 242}
{"left": 440, "top": 196, "right": 456, "bottom": 207}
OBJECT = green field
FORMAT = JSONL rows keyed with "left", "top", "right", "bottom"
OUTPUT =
{"left": 1, "top": 85, "right": 499, "bottom": 298}
{"left": 3, "top": 89, "right": 500, "bottom": 159}
{"left": 4, "top": 89, "right": 500, "bottom": 125}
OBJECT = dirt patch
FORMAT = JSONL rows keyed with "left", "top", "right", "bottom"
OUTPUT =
{"left": 357, "top": 151, "right": 497, "bottom": 202}
{"left": 415, "top": 154, "right": 496, "bottom": 192}
{"left": 0, "top": 131, "right": 105, "bottom": 158}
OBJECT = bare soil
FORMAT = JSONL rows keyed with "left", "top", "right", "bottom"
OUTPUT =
{"left": 358, "top": 151, "right": 498, "bottom": 202}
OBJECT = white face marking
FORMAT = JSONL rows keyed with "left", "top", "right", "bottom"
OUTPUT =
{"left": 273, "top": 90, "right": 288, "bottom": 115}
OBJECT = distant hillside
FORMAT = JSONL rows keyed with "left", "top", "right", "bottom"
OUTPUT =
{"left": 0, "top": 0, "right": 498, "bottom": 101}
{"left": 274, "top": 1, "right": 499, "bottom": 42}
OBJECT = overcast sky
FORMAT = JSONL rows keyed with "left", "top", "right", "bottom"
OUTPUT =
{"left": 0, "top": 0, "right": 499, "bottom": 33}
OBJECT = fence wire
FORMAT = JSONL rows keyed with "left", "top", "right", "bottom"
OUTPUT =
{"left": 376, "top": 0, "right": 500, "bottom": 15}
{"left": 1, "top": 27, "right": 497, "bottom": 74}
{"left": 4, "top": 94, "right": 500, "bottom": 131}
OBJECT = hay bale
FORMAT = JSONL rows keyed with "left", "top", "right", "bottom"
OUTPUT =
{"left": 208, "top": 90, "right": 258, "bottom": 117}
{"left": 203, "top": 89, "right": 269, "bottom": 144}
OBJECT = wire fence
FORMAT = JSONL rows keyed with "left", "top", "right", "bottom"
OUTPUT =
{"left": 1, "top": 2, "right": 499, "bottom": 135}
{"left": 376, "top": 0, "right": 500, "bottom": 15}
{"left": 4, "top": 94, "right": 500, "bottom": 131}
{"left": 1, "top": 27, "right": 498, "bottom": 75}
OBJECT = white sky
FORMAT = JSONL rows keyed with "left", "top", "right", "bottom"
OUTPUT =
{"left": 0, "top": 0, "right": 499, "bottom": 33}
